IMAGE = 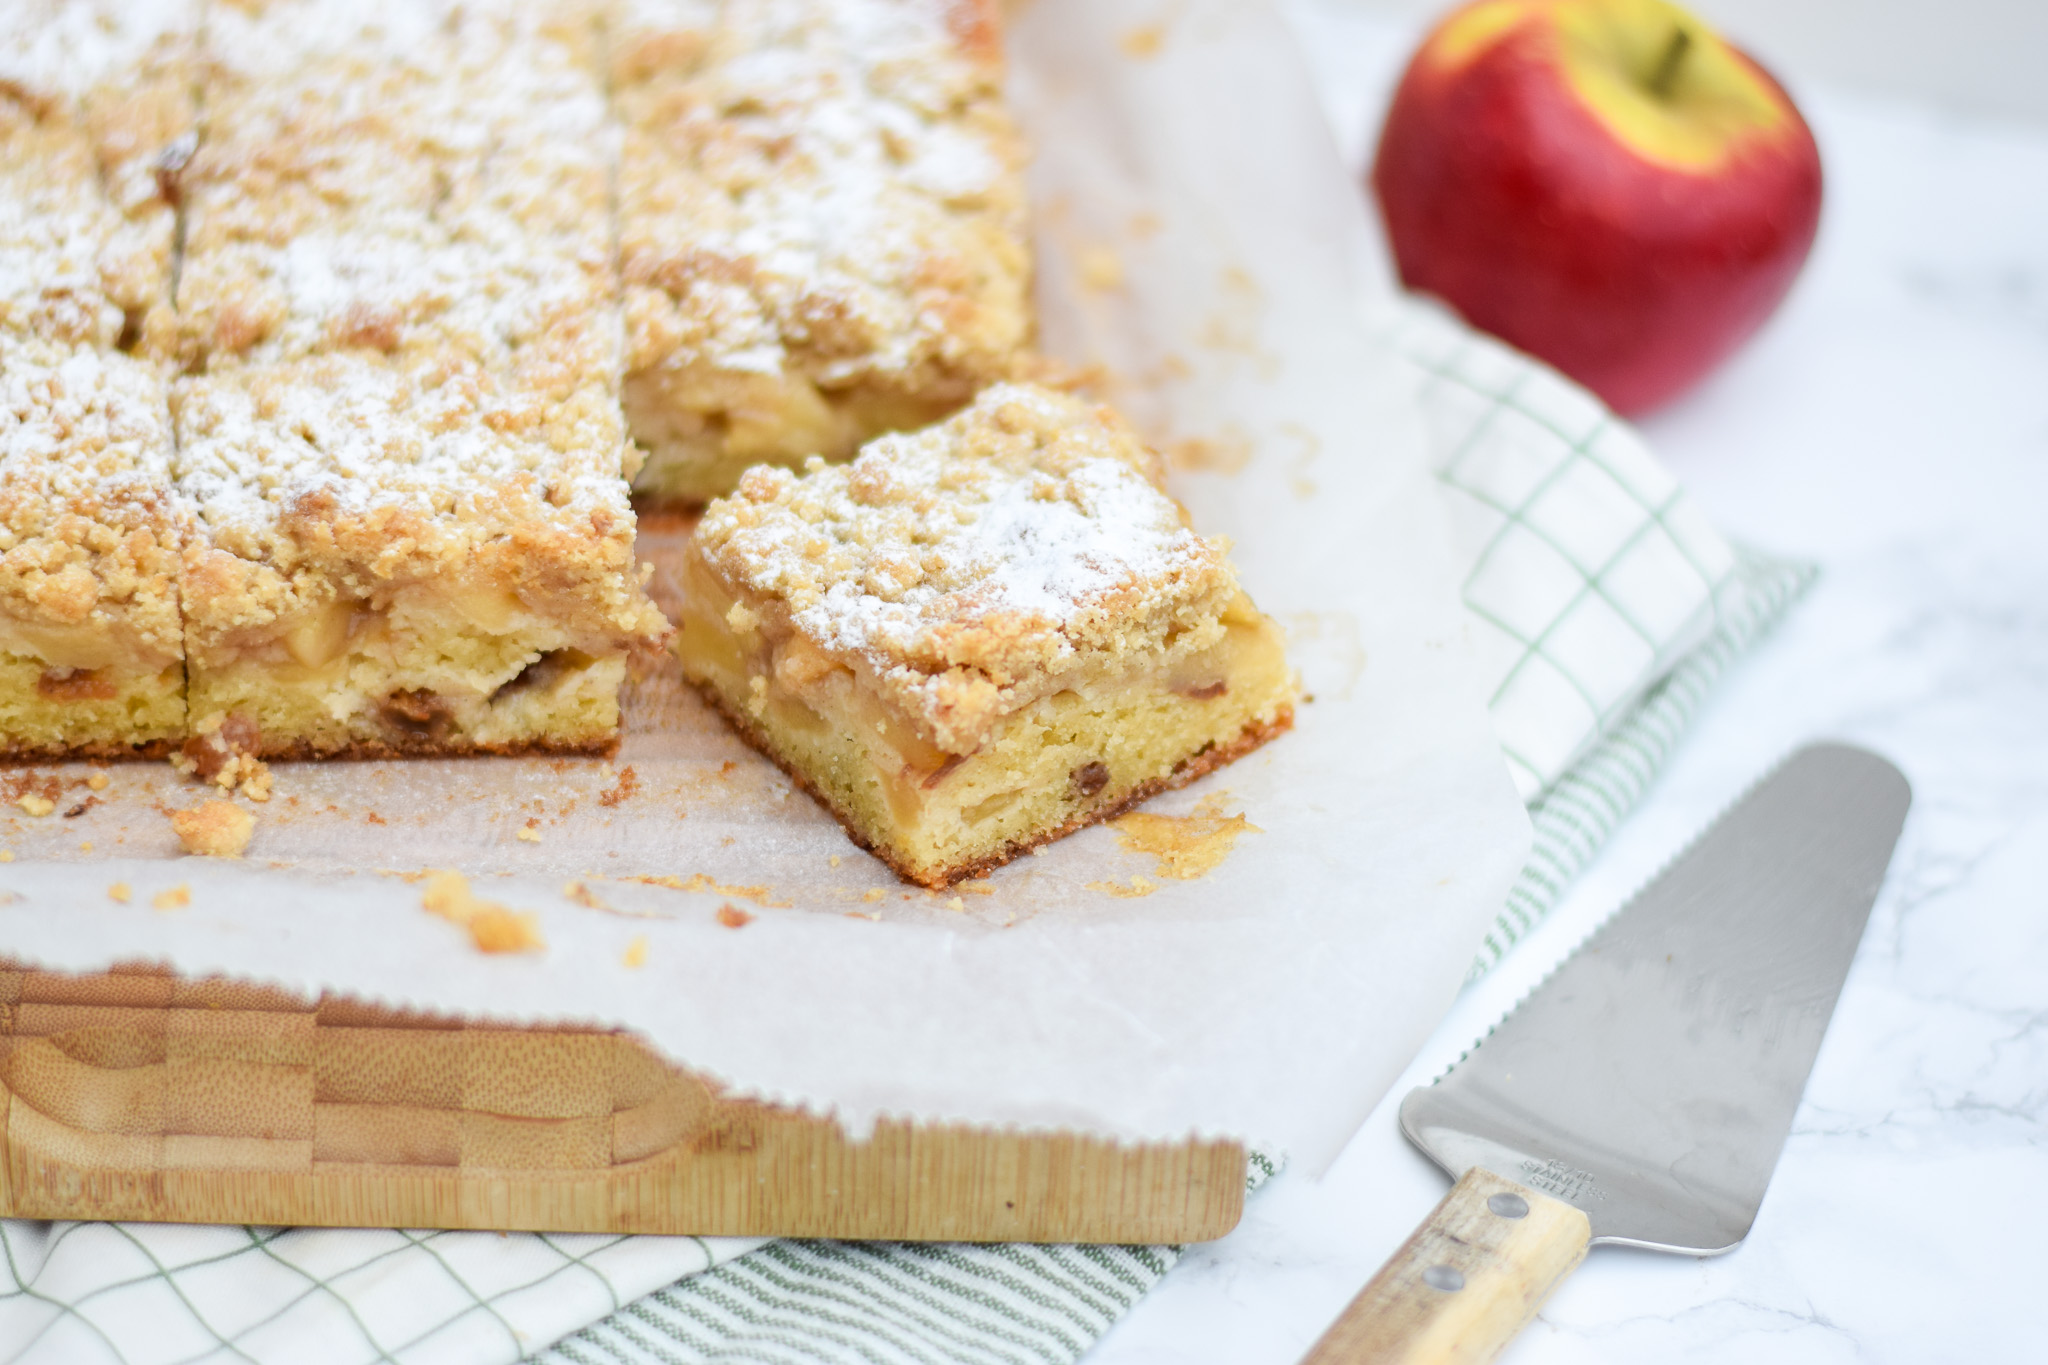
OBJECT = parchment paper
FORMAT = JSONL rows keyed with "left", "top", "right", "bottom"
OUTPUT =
{"left": 0, "top": 0, "right": 1529, "bottom": 1172}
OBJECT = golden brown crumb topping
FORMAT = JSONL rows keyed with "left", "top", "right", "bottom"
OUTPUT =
{"left": 612, "top": 0, "right": 1029, "bottom": 411}
{"left": 171, "top": 798, "right": 254, "bottom": 857}
{"left": 174, "top": 352, "right": 668, "bottom": 652}
{"left": 0, "top": 0, "right": 195, "bottom": 350}
{"left": 693, "top": 383, "right": 1240, "bottom": 751}
{"left": 0, "top": 337, "right": 183, "bottom": 662}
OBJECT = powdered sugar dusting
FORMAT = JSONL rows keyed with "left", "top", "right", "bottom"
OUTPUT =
{"left": 696, "top": 384, "right": 1239, "bottom": 744}
{"left": 174, "top": 353, "right": 623, "bottom": 539}
{"left": 0, "top": 0, "right": 196, "bottom": 103}
{"left": 804, "top": 424, "right": 1193, "bottom": 653}
{"left": 187, "top": 0, "right": 615, "bottom": 372}
{"left": 0, "top": 335, "right": 183, "bottom": 655}
{"left": 0, "top": 1, "right": 194, "bottom": 347}
{"left": 176, "top": 0, "right": 638, "bottom": 552}
{"left": 614, "top": 0, "right": 1027, "bottom": 452}
{"left": 0, "top": 338, "right": 174, "bottom": 499}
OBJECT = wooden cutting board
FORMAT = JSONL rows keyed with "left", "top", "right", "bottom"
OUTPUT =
{"left": 0, "top": 960, "right": 1245, "bottom": 1242}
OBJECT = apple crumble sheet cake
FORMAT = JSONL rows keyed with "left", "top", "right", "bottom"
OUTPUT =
{"left": 611, "top": 0, "right": 1032, "bottom": 504}
{"left": 171, "top": 0, "right": 669, "bottom": 757}
{"left": 675, "top": 383, "right": 1297, "bottom": 887}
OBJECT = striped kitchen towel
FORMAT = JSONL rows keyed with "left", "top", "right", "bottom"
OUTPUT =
{"left": 0, "top": 299, "right": 1810, "bottom": 1364}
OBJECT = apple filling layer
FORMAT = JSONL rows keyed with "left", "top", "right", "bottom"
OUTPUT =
{"left": 677, "top": 383, "right": 1297, "bottom": 886}
{"left": 188, "top": 604, "right": 623, "bottom": 758}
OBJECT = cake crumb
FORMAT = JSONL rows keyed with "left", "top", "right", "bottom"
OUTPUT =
{"left": 178, "top": 712, "right": 270, "bottom": 799}
{"left": 598, "top": 766, "right": 640, "bottom": 807}
{"left": 622, "top": 935, "right": 649, "bottom": 969}
{"left": 516, "top": 821, "right": 543, "bottom": 843}
{"left": 947, "top": 896, "right": 966, "bottom": 912}
{"left": 86, "top": 773, "right": 109, "bottom": 791}
{"left": 829, "top": 854, "right": 841, "bottom": 867}
{"left": 421, "top": 870, "right": 545, "bottom": 954}
{"left": 1079, "top": 244, "right": 1124, "bottom": 292}
{"left": 108, "top": 882, "right": 131, "bottom": 904}
{"left": 153, "top": 884, "right": 190, "bottom": 911}
{"left": 563, "top": 880, "right": 611, "bottom": 912}
{"left": 1110, "top": 797, "right": 1259, "bottom": 880}
{"left": 17, "top": 795, "right": 54, "bottom": 817}
{"left": 0, "top": 850, "right": 11, "bottom": 862}
{"left": 78, "top": 840, "right": 92, "bottom": 853}
{"left": 861, "top": 887, "right": 886, "bottom": 903}
{"left": 716, "top": 903, "right": 753, "bottom": 928}
{"left": 468, "top": 908, "right": 545, "bottom": 953}
{"left": 1119, "top": 22, "right": 1165, "bottom": 58}
{"left": 1088, "top": 875, "right": 1157, "bottom": 899}
{"left": 628, "top": 872, "right": 787, "bottom": 907}
{"left": 172, "top": 800, "right": 254, "bottom": 858}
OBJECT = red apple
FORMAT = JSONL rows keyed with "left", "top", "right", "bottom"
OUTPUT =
{"left": 1371, "top": 0, "right": 1822, "bottom": 415}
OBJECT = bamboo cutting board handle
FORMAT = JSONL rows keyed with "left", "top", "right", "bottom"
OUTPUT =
{"left": 1300, "top": 1167, "right": 1591, "bottom": 1365}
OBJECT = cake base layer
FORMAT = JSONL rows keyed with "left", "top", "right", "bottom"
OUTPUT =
{"left": 676, "top": 552, "right": 1296, "bottom": 886}
{"left": 692, "top": 674, "right": 1293, "bottom": 887}
{"left": 0, "top": 653, "right": 182, "bottom": 759}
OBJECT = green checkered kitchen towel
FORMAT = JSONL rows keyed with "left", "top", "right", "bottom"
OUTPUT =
{"left": 0, "top": 298, "right": 1811, "bottom": 1363}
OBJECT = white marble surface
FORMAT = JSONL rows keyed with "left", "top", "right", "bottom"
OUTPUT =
{"left": 1088, "top": 7, "right": 2048, "bottom": 1363}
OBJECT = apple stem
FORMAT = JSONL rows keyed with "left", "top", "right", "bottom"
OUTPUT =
{"left": 1649, "top": 26, "right": 1692, "bottom": 98}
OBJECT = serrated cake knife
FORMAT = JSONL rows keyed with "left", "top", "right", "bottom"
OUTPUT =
{"left": 1301, "top": 742, "right": 1911, "bottom": 1365}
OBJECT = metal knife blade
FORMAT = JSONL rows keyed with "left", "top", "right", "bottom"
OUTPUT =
{"left": 1399, "top": 741, "right": 1911, "bottom": 1253}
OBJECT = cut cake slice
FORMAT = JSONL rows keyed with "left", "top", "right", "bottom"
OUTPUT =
{"left": 0, "top": 2, "right": 196, "bottom": 758}
{"left": 611, "top": 0, "right": 1031, "bottom": 503}
{"left": 0, "top": 336, "right": 186, "bottom": 757}
{"left": 171, "top": 0, "right": 669, "bottom": 757}
{"left": 675, "top": 383, "right": 1296, "bottom": 886}
{"left": 0, "top": 0, "right": 195, "bottom": 353}
{"left": 173, "top": 351, "right": 666, "bottom": 757}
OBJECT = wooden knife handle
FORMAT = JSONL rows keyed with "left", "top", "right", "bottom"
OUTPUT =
{"left": 1300, "top": 1167, "right": 1591, "bottom": 1365}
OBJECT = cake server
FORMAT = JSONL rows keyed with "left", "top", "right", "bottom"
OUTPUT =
{"left": 1301, "top": 741, "right": 1911, "bottom": 1364}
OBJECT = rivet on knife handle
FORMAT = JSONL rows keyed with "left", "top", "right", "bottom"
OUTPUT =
{"left": 1299, "top": 1167, "right": 1589, "bottom": 1365}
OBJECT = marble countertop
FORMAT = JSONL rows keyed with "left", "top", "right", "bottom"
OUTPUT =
{"left": 1089, "top": 7, "right": 2048, "bottom": 1363}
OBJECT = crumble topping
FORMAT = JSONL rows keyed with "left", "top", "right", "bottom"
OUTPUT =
{"left": 694, "top": 383, "right": 1239, "bottom": 750}
{"left": 613, "top": 0, "right": 1026, "bottom": 397}
{"left": 182, "top": 0, "right": 615, "bottom": 372}
{"left": 0, "top": 338, "right": 183, "bottom": 656}
{"left": 0, "top": 0, "right": 195, "bottom": 346}
{"left": 173, "top": 352, "right": 665, "bottom": 646}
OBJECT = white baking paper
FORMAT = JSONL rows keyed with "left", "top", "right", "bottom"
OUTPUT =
{"left": 0, "top": 0, "right": 1529, "bottom": 1173}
